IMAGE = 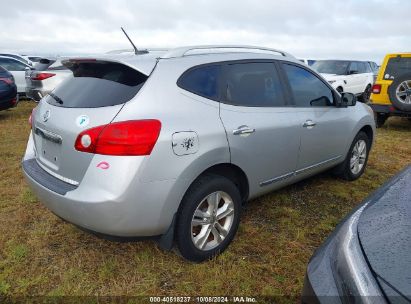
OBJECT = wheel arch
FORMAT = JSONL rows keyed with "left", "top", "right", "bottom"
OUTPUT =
{"left": 195, "top": 163, "right": 250, "bottom": 203}
{"left": 359, "top": 124, "right": 374, "bottom": 144}
{"left": 157, "top": 162, "right": 249, "bottom": 250}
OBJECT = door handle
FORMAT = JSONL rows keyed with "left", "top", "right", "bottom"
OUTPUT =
{"left": 233, "top": 126, "right": 255, "bottom": 136}
{"left": 303, "top": 120, "right": 317, "bottom": 128}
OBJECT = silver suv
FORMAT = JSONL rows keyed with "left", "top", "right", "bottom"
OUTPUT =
{"left": 22, "top": 46, "right": 376, "bottom": 262}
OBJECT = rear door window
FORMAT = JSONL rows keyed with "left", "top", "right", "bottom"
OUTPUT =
{"left": 178, "top": 65, "right": 221, "bottom": 100}
{"left": 46, "top": 61, "right": 148, "bottom": 108}
{"left": 223, "top": 62, "right": 286, "bottom": 107}
{"left": 384, "top": 57, "right": 411, "bottom": 80}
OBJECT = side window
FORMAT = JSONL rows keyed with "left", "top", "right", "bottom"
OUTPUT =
{"left": 178, "top": 65, "right": 221, "bottom": 100}
{"left": 349, "top": 62, "right": 359, "bottom": 74}
{"left": 0, "top": 58, "right": 26, "bottom": 71}
{"left": 223, "top": 62, "right": 286, "bottom": 107}
{"left": 358, "top": 62, "right": 367, "bottom": 74}
{"left": 282, "top": 63, "right": 334, "bottom": 107}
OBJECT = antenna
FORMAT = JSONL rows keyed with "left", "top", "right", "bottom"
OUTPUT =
{"left": 120, "top": 27, "right": 148, "bottom": 55}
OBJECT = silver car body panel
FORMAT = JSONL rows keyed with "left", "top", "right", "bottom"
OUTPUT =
{"left": 23, "top": 48, "right": 376, "bottom": 237}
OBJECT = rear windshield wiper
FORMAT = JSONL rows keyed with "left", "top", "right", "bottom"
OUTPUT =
{"left": 49, "top": 92, "right": 64, "bottom": 105}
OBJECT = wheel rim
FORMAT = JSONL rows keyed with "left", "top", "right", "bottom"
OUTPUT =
{"left": 350, "top": 139, "right": 367, "bottom": 175}
{"left": 191, "top": 191, "right": 235, "bottom": 251}
{"left": 395, "top": 80, "right": 411, "bottom": 104}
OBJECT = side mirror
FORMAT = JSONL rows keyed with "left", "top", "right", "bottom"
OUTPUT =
{"left": 340, "top": 92, "right": 356, "bottom": 107}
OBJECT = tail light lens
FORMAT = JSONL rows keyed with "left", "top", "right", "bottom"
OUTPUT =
{"left": 32, "top": 73, "right": 56, "bottom": 81}
{"left": 75, "top": 120, "right": 161, "bottom": 156}
{"left": 372, "top": 84, "right": 381, "bottom": 94}
{"left": 0, "top": 77, "right": 13, "bottom": 85}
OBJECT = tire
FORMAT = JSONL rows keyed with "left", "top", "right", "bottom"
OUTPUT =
{"left": 175, "top": 174, "right": 242, "bottom": 262}
{"left": 334, "top": 131, "right": 371, "bottom": 181}
{"left": 374, "top": 112, "right": 388, "bottom": 128}
{"left": 361, "top": 84, "right": 372, "bottom": 103}
{"left": 388, "top": 73, "right": 411, "bottom": 111}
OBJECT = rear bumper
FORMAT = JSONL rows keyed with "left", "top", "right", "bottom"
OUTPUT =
{"left": 0, "top": 95, "right": 18, "bottom": 111}
{"left": 22, "top": 156, "right": 177, "bottom": 237}
{"left": 22, "top": 131, "right": 179, "bottom": 237}
{"left": 26, "top": 88, "right": 48, "bottom": 102}
{"left": 370, "top": 103, "right": 411, "bottom": 117}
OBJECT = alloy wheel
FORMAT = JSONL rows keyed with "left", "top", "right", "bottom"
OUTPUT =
{"left": 191, "top": 191, "right": 235, "bottom": 251}
{"left": 350, "top": 139, "right": 367, "bottom": 175}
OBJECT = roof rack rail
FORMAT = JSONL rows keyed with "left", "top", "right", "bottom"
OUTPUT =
{"left": 161, "top": 45, "right": 294, "bottom": 59}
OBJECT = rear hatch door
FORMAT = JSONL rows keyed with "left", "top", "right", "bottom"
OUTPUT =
{"left": 32, "top": 58, "right": 153, "bottom": 185}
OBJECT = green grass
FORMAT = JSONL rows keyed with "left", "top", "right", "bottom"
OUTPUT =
{"left": 0, "top": 100, "right": 410, "bottom": 299}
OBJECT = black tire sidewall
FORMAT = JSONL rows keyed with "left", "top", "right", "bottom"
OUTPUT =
{"left": 362, "top": 84, "right": 372, "bottom": 102}
{"left": 388, "top": 73, "right": 411, "bottom": 111}
{"left": 343, "top": 132, "right": 371, "bottom": 180}
{"left": 374, "top": 112, "right": 388, "bottom": 128}
{"left": 176, "top": 174, "right": 242, "bottom": 262}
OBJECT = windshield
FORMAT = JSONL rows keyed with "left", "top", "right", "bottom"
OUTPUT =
{"left": 312, "top": 60, "right": 349, "bottom": 75}
{"left": 384, "top": 57, "right": 411, "bottom": 80}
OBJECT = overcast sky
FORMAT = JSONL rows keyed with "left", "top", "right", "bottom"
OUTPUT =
{"left": 0, "top": 0, "right": 409, "bottom": 63}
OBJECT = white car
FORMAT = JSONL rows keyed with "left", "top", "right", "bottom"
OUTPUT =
{"left": 0, "top": 53, "right": 33, "bottom": 66}
{"left": 0, "top": 55, "right": 32, "bottom": 94}
{"left": 312, "top": 60, "right": 374, "bottom": 102}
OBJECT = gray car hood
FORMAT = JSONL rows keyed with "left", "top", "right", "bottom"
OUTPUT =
{"left": 358, "top": 166, "right": 411, "bottom": 301}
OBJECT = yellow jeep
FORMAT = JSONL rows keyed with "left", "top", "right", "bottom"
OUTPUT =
{"left": 370, "top": 53, "right": 411, "bottom": 127}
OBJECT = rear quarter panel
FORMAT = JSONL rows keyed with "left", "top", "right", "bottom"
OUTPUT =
{"left": 112, "top": 58, "right": 230, "bottom": 226}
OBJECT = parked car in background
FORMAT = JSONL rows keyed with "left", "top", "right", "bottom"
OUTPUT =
{"left": 370, "top": 53, "right": 411, "bottom": 127}
{"left": 299, "top": 59, "right": 316, "bottom": 66}
{"left": 23, "top": 46, "right": 375, "bottom": 262}
{"left": 0, "top": 56, "right": 32, "bottom": 94}
{"left": 312, "top": 60, "right": 374, "bottom": 102}
{"left": 302, "top": 165, "right": 411, "bottom": 303}
{"left": 25, "top": 56, "right": 43, "bottom": 63}
{"left": 0, "top": 66, "right": 18, "bottom": 111}
{"left": 33, "top": 58, "right": 57, "bottom": 71}
{"left": 26, "top": 59, "right": 72, "bottom": 101}
{"left": 0, "top": 53, "right": 33, "bottom": 66}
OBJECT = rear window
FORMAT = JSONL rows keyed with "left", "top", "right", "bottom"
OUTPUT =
{"left": 384, "top": 57, "right": 411, "bottom": 80}
{"left": 46, "top": 61, "right": 148, "bottom": 108}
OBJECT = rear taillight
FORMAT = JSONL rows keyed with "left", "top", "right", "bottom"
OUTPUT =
{"left": 372, "top": 84, "right": 381, "bottom": 94}
{"left": 32, "top": 73, "right": 56, "bottom": 81}
{"left": 75, "top": 120, "right": 161, "bottom": 156}
{"left": 0, "top": 77, "right": 13, "bottom": 85}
